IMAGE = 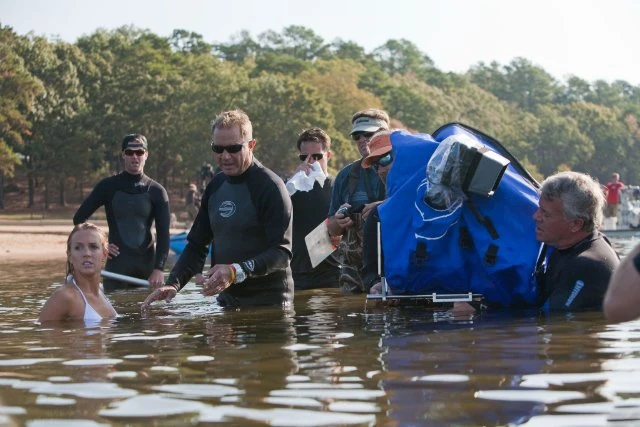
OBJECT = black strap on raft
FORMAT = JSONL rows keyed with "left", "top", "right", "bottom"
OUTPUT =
{"left": 466, "top": 200, "right": 499, "bottom": 240}
{"left": 466, "top": 199, "right": 499, "bottom": 266}
{"left": 484, "top": 244, "right": 498, "bottom": 266}
{"left": 412, "top": 241, "right": 428, "bottom": 267}
{"left": 459, "top": 226, "right": 473, "bottom": 249}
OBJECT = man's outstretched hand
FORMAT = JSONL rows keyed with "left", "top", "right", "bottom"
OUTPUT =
{"left": 141, "top": 286, "right": 177, "bottom": 313}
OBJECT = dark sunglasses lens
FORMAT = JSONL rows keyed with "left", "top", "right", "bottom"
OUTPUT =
{"left": 377, "top": 153, "right": 393, "bottom": 167}
{"left": 352, "top": 132, "right": 374, "bottom": 141}
{"left": 125, "top": 150, "right": 145, "bottom": 156}
{"left": 212, "top": 144, "right": 244, "bottom": 154}
{"left": 299, "top": 153, "right": 323, "bottom": 161}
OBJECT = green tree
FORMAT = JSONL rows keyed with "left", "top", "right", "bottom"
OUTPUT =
{"left": 300, "top": 59, "right": 383, "bottom": 169}
{"left": 243, "top": 73, "right": 334, "bottom": 176}
{"left": 213, "top": 30, "right": 261, "bottom": 62}
{"left": 169, "top": 29, "right": 212, "bottom": 54}
{"left": 567, "top": 102, "right": 631, "bottom": 181}
{"left": 325, "top": 38, "right": 368, "bottom": 62}
{"left": 258, "top": 25, "right": 329, "bottom": 60}
{"left": 469, "top": 57, "right": 560, "bottom": 111}
{"left": 0, "top": 26, "right": 44, "bottom": 208}
{"left": 557, "top": 75, "right": 591, "bottom": 103}
{"left": 14, "top": 35, "right": 92, "bottom": 208}
{"left": 527, "top": 105, "right": 593, "bottom": 177}
{"left": 372, "top": 39, "right": 434, "bottom": 79}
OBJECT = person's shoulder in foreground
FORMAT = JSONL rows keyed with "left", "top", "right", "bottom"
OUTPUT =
{"left": 39, "top": 223, "right": 118, "bottom": 323}
{"left": 604, "top": 242, "right": 640, "bottom": 323}
{"left": 533, "top": 171, "right": 619, "bottom": 311}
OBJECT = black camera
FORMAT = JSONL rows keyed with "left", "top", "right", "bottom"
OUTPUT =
{"left": 336, "top": 204, "right": 365, "bottom": 218}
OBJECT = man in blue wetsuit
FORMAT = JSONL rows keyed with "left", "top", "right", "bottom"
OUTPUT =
{"left": 73, "top": 134, "right": 171, "bottom": 291}
{"left": 534, "top": 171, "right": 620, "bottom": 311}
{"left": 142, "top": 109, "right": 293, "bottom": 309}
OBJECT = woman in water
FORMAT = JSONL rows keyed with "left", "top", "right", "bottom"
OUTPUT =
{"left": 39, "top": 222, "right": 118, "bottom": 322}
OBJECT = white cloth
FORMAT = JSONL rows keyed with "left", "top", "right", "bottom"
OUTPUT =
{"left": 286, "top": 162, "right": 327, "bottom": 196}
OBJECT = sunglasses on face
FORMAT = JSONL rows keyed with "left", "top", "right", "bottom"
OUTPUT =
{"left": 351, "top": 131, "right": 375, "bottom": 141}
{"left": 373, "top": 152, "right": 393, "bottom": 170}
{"left": 211, "top": 142, "right": 247, "bottom": 154}
{"left": 298, "top": 153, "right": 324, "bottom": 162}
{"left": 124, "top": 149, "right": 146, "bottom": 157}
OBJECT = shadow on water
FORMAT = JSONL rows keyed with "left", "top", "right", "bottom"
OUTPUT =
{"left": 0, "top": 239, "right": 640, "bottom": 425}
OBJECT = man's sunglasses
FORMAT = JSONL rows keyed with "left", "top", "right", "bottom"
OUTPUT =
{"left": 373, "top": 152, "right": 393, "bottom": 170}
{"left": 351, "top": 131, "right": 375, "bottom": 141}
{"left": 124, "top": 149, "right": 146, "bottom": 157}
{"left": 298, "top": 153, "right": 324, "bottom": 162}
{"left": 211, "top": 142, "right": 247, "bottom": 154}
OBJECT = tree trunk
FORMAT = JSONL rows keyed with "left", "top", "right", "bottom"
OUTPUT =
{"left": 0, "top": 173, "right": 4, "bottom": 209}
{"left": 78, "top": 180, "right": 84, "bottom": 203}
{"left": 58, "top": 178, "right": 66, "bottom": 207}
{"left": 28, "top": 174, "right": 35, "bottom": 208}
{"left": 44, "top": 180, "right": 50, "bottom": 210}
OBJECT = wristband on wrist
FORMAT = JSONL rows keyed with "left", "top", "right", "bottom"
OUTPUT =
{"left": 228, "top": 264, "right": 236, "bottom": 283}
{"left": 232, "top": 263, "right": 247, "bottom": 284}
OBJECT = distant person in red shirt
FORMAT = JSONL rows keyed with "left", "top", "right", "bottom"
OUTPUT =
{"left": 605, "top": 172, "right": 625, "bottom": 218}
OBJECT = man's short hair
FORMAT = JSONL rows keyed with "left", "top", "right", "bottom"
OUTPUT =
{"left": 210, "top": 109, "right": 253, "bottom": 141}
{"left": 540, "top": 171, "right": 605, "bottom": 232}
{"left": 350, "top": 109, "right": 390, "bottom": 135}
{"left": 296, "top": 127, "right": 331, "bottom": 151}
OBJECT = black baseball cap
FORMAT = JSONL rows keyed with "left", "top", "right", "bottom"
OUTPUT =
{"left": 121, "top": 134, "right": 148, "bottom": 151}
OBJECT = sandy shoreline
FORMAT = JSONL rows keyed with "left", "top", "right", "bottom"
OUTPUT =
{"left": 0, "top": 222, "right": 78, "bottom": 263}
{"left": 0, "top": 232, "right": 69, "bottom": 262}
{"left": 0, "top": 221, "right": 185, "bottom": 263}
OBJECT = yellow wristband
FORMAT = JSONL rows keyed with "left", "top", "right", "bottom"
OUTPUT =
{"left": 229, "top": 264, "right": 236, "bottom": 283}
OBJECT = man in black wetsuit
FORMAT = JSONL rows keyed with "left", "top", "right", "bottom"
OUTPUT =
{"left": 141, "top": 109, "right": 293, "bottom": 309}
{"left": 73, "top": 134, "right": 171, "bottom": 291}
{"left": 289, "top": 127, "right": 341, "bottom": 290}
{"left": 534, "top": 171, "right": 620, "bottom": 311}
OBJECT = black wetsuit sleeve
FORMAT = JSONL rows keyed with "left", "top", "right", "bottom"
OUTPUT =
{"left": 151, "top": 183, "right": 171, "bottom": 270}
{"left": 73, "top": 179, "right": 109, "bottom": 224}
{"left": 242, "top": 167, "right": 292, "bottom": 278}
{"left": 166, "top": 180, "right": 217, "bottom": 290}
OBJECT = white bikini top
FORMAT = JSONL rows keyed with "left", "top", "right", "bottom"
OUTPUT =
{"left": 69, "top": 276, "right": 117, "bottom": 321}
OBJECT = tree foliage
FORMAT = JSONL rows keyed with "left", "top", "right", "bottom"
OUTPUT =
{"left": 2, "top": 24, "right": 640, "bottom": 211}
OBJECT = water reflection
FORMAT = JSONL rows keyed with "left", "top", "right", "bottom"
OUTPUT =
{"left": 0, "top": 239, "right": 639, "bottom": 425}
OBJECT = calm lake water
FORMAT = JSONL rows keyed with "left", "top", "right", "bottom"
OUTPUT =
{"left": 1, "top": 238, "right": 640, "bottom": 426}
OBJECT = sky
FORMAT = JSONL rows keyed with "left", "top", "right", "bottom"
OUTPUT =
{"left": 2, "top": 0, "right": 639, "bottom": 86}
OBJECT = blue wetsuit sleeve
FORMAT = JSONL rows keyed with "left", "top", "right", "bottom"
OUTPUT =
{"left": 73, "top": 179, "right": 109, "bottom": 224}
{"left": 151, "top": 183, "right": 171, "bottom": 270}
